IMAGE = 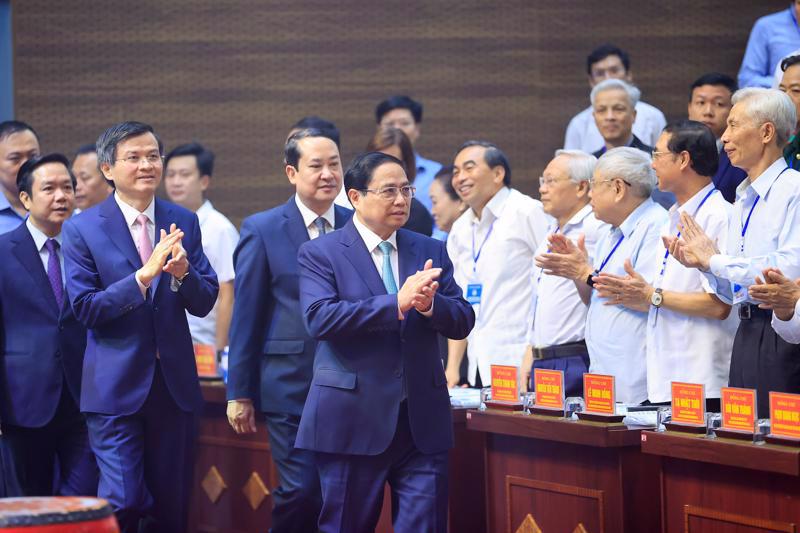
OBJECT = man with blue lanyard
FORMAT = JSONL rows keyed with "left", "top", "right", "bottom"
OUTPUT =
{"left": 592, "top": 121, "right": 737, "bottom": 412}
{"left": 669, "top": 88, "right": 800, "bottom": 418}
{"left": 537, "top": 147, "right": 667, "bottom": 405}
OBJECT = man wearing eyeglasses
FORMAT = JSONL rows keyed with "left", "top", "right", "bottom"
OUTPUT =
{"left": 537, "top": 147, "right": 667, "bottom": 405}
{"left": 226, "top": 128, "right": 351, "bottom": 533}
{"left": 62, "top": 121, "right": 219, "bottom": 533}
{"left": 295, "top": 151, "right": 474, "bottom": 533}
{"left": 445, "top": 141, "right": 549, "bottom": 390}
{"left": 520, "top": 150, "right": 605, "bottom": 397}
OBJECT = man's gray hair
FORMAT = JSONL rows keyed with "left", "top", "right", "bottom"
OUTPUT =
{"left": 732, "top": 88, "right": 796, "bottom": 146}
{"left": 590, "top": 78, "right": 641, "bottom": 109}
{"left": 554, "top": 149, "right": 597, "bottom": 184}
{"left": 595, "top": 147, "right": 655, "bottom": 198}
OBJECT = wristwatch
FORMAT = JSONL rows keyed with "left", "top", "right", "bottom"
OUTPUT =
{"left": 650, "top": 287, "right": 663, "bottom": 308}
{"left": 585, "top": 270, "right": 597, "bottom": 288}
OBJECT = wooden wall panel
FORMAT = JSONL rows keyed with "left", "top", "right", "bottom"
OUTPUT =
{"left": 11, "top": 0, "right": 785, "bottom": 226}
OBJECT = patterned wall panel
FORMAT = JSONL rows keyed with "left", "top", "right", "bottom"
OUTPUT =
{"left": 12, "top": 0, "right": 785, "bottom": 226}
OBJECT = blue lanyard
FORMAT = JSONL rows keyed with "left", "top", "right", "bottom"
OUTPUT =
{"left": 471, "top": 219, "right": 495, "bottom": 272}
{"left": 737, "top": 167, "right": 788, "bottom": 256}
{"left": 594, "top": 232, "right": 625, "bottom": 275}
{"left": 658, "top": 187, "right": 718, "bottom": 278}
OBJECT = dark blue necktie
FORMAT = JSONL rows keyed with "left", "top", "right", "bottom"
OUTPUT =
{"left": 44, "top": 239, "right": 64, "bottom": 309}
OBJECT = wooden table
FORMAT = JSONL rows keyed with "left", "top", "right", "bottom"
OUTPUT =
{"left": 642, "top": 430, "right": 800, "bottom": 532}
{"left": 189, "top": 381, "right": 486, "bottom": 533}
{"left": 467, "top": 409, "right": 660, "bottom": 533}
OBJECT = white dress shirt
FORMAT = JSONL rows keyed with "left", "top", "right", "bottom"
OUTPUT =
{"left": 705, "top": 158, "right": 800, "bottom": 304}
{"left": 563, "top": 100, "right": 667, "bottom": 153}
{"left": 115, "top": 193, "right": 156, "bottom": 298}
{"left": 772, "top": 299, "right": 800, "bottom": 344}
{"left": 295, "top": 194, "right": 336, "bottom": 240}
{"left": 186, "top": 200, "right": 239, "bottom": 347}
{"left": 26, "top": 218, "right": 64, "bottom": 281}
{"left": 352, "top": 213, "right": 399, "bottom": 290}
{"left": 447, "top": 187, "right": 550, "bottom": 384}
{"left": 645, "top": 184, "right": 738, "bottom": 402}
{"left": 527, "top": 204, "right": 606, "bottom": 347}
{"left": 585, "top": 198, "right": 668, "bottom": 404}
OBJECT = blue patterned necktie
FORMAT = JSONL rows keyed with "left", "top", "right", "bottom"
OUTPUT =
{"left": 378, "top": 241, "right": 398, "bottom": 294}
{"left": 314, "top": 217, "right": 327, "bottom": 238}
{"left": 44, "top": 239, "right": 64, "bottom": 309}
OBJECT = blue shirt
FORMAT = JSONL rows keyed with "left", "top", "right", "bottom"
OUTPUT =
{"left": 584, "top": 198, "right": 668, "bottom": 404}
{"left": 0, "top": 192, "right": 25, "bottom": 235}
{"left": 739, "top": 6, "right": 800, "bottom": 88}
{"left": 413, "top": 153, "right": 442, "bottom": 212}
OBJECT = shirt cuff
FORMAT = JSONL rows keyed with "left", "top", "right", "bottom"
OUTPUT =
{"left": 708, "top": 254, "right": 726, "bottom": 276}
{"left": 419, "top": 300, "right": 434, "bottom": 317}
{"left": 135, "top": 270, "right": 149, "bottom": 299}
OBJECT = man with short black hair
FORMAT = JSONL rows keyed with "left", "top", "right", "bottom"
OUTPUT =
{"left": 0, "top": 153, "right": 96, "bottom": 497}
{"left": 165, "top": 142, "right": 239, "bottom": 352}
{"left": 287, "top": 116, "right": 350, "bottom": 209}
{"left": 688, "top": 73, "right": 747, "bottom": 202}
{"left": 375, "top": 95, "right": 442, "bottom": 211}
{"left": 564, "top": 44, "right": 666, "bottom": 153}
{"left": 63, "top": 121, "right": 219, "bottom": 533}
{"left": 0, "top": 121, "right": 40, "bottom": 233}
{"left": 72, "top": 143, "right": 112, "bottom": 214}
{"left": 227, "top": 128, "right": 352, "bottom": 533}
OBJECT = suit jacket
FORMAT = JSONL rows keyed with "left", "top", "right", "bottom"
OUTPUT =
{"left": 295, "top": 220, "right": 475, "bottom": 456}
{"left": 226, "top": 197, "right": 352, "bottom": 415}
{"left": 714, "top": 147, "right": 748, "bottom": 203}
{"left": 62, "top": 195, "right": 218, "bottom": 416}
{"left": 0, "top": 223, "right": 86, "bottom": 427}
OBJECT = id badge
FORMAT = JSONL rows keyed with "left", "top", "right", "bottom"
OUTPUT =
{"left": 732, "top": 283, "right": 748, "bottom": 305}
{"left": 466, "top": 283, "right": 483, "bottom": 305}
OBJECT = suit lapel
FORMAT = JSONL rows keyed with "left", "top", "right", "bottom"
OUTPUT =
{"left": 396, "top": 230, "right": 421, "bottom": 335}
{"left": 283, "top": 197, "right": 311, "bottom": 251}
{"left": 333, "top": 205, "right": 352, "bottom": 230}
{"left": 339, "top": 221, "right": 386, "bottom": 297}
{"left": 10, "top": 224, "right": 59, "bottom": 314}
{"left": 99, "top": 196, "right": 142, "bottom": 271}
{"left": 151, "top": 199, "right": 173, "bottom": 296}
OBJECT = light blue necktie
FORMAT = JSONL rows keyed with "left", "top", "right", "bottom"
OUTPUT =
{"left": 313, "top": 217, "right": 327, "bottom": 238}
{"left": 378, "top": 241, "right": 398, "bottom": 294}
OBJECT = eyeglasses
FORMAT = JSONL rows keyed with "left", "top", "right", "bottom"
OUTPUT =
{"left": 361, "top": 185, "right": 416, "bottom": 200}
{"left": 538, "top": 176, "right": 572, "bottom": 187}
{"left": 588, "top": 177, "right": 632, "bottom": 189}
{"left": 651, "top": 150, "right": 672, "bottom": 160}
{"left": 115, "top": 154, "right": 164, "bottom": 166}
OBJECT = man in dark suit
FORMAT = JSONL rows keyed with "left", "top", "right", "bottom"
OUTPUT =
{"left": 296, "top": 152, "right": 474, "bottom": 533}
{"left": 0, "top": 154, "right": 96, "bottom": 496}
{"left": 62, "top": 121, "right": 218, "bottom": 533}
{"left": 226, "top": 128, "right": 351, "bottom": 533}
{"left": 687, "top": 72, "right": 747, "bottom": 202}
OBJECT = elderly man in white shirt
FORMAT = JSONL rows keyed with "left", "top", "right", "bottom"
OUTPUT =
{"left": 520, "top": 150, "right": 605, "bottom": 397}
{"left": 537, "top": 147, "right": 667, "bottom": 405}
{"left": 669, "top": 88, "right": 800, "bottom": 417}
{"left": 593, "top": 121, "right": 737, "bottom": 411}
{"left": 445, "top": 141, "right": 549, "bottom": 388}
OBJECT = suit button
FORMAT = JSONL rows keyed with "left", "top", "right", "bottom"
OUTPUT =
{"left": 394, "top": 371, "right": 401, "bottom": 378}
{"left": 154, "top": 307, "right": 159, "bottom": 312}
{"left": 58, "top": 325, "right": 64, "bottom": 331}
{"left": 54, "top": 351, "right": 61, "bottom": 358}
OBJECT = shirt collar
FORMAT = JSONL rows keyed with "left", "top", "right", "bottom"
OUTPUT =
{"left": 114, "top": 192, "right": 155, "bottom": 227}
{"left": 294, "top": 194, "right": 335, "bottom": 230}
{"left": 0, "top": 192, "right": 24, "bottom": 219}
{"left": 470, "top": 186, "right": 511, "bottom": 224}
{"left": 196, "top": 200, "right": 214, "bottom": 225}
{"left": 563, "top": 203, "right": 594, "bottom": 230}
{"left": 25, "top": 217, "right": 61, "bottom": 251}
{"left": 673, "top": 182, "right": 716, "bottom": 216}
{"left": 352, "top": 212, "right": 397, "bottom": 253}
{"left": 618, "top": 197, "right": 656, "bottom": 238}
{"left": 737, "top": 157, "right": 789, "bottom": 201}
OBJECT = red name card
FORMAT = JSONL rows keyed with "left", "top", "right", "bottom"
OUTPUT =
{"left": 490, "top": 365, "right": 519, "bottom": 402}
{"left": 194, "top": 344, "right": 218, "bottom": 378}
{"left": 583, "top": 373, "right": 615, "bottom": 415}
{"left": 671, "top": 382, "right": 706, "bottom": 426}
{"left": 534, "top": 368, "right": 564, "bottom": 410}
{"left": 721, "top": 387, "right": 756, "bottom": 433}
{"left": 770, "top": 391, "right": 800, "bottom": 439}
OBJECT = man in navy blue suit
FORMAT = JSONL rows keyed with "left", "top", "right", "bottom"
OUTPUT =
{"left": 226, "top": 128, "right": 352, "bottom": 533}
{"left": 687, "top": 73, "right": 747, "bottom": 202}
{"left": 62, "top": 121, "right": 218, "bottom": 533}
{"left": 0, "top": 154, "right": 96, "bottom": 496}
{"left": 296, "top": 152, "right": 474, "bottom": 533}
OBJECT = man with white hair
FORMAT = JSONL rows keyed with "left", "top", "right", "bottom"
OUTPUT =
{"left": 669, "top": 88, "right": 800, "bottom": 417}
{"left": 537, "top": 147, "right": 667, "bottom": 404}
{"left": 591, "top": 79, "right": 675, "bottom": 208}
{"left": 521, "top": 150, "right": 605, "bottom": 397}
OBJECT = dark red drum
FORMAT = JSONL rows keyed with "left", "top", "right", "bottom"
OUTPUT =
{"left": 0, "top": 497, "right": 119, "bottom": 532}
